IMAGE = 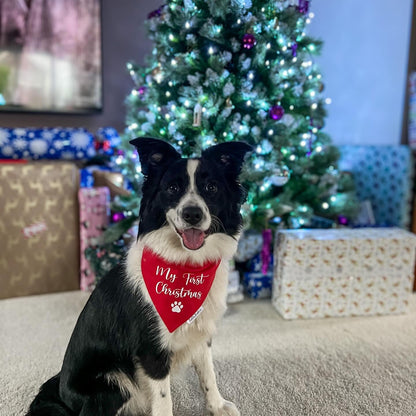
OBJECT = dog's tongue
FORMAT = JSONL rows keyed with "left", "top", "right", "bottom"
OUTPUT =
{"left": 181, "top": 228, "right": 205, "bottom": 250}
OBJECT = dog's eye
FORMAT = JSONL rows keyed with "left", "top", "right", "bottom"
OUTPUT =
{"left": 205, "top": 183, "right": 218, "bottom": 194}
{"left": 167, "top": 183, "right": 180, "bottom": 194}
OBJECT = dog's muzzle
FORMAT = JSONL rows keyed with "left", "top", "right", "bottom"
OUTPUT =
{"left": 182, "top": 206, "right": 203, "bottom": 226}
{"left": 174, "top": 206, "right": 209, "bottom": 250}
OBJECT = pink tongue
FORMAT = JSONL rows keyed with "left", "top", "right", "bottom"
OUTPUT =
{"left": 181, "top": 228, "right": 205, "bottom": 250}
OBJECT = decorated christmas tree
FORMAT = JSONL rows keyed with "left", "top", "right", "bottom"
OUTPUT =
{"left": 87, "top": 0, "right": 358, "bottom": 279}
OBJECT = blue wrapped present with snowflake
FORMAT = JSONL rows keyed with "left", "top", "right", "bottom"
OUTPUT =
{"left": 243, "top": 270, "right": 273, "bottom": 299}
{"left": 0, "top": 127, "right": 96, "bottom": 160}
{"left": 243, "top": 252, "right": 274, "bottom": 299}
{"left": 94, "top": 127, "right": 121, "bottom": 156}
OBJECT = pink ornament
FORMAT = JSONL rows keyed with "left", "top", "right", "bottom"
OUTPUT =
{"left": 269, "top": 105, "right": 285, "bottom": 121}
{"left": 112, "top": 212, "right": 125, "bottom": 223}
{"left": 242, "top": 33, "right": 257, "bottom": 50}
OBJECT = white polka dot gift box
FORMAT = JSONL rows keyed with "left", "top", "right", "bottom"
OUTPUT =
{"left": 272, "top": 228, "right": 416, "bottom": 320}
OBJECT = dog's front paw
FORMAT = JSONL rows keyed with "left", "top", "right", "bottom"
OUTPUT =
{"left": 208, "top": 400, "right": 240, "bottom": 416}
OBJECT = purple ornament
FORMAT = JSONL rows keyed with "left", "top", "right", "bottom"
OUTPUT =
{"left": 269, "top": 105, "right": 285, "bottom": 121}
{"left": 338, "top": 215, "right": 349, "bottom": 226}
{"left": 242, "top": 33, "right": 257, "bottom": 50}
{"left": 298, "top": 0, "right": 310, "bottom": 14}
{"left": 147, "top": 5, "right": 165, "bottom": 19}
{"left": 291, "top": 43, "right": 298, "bottom": 57}
{"left": 310, "top": 117, "right": 324, "bottom": 130}
{"left": 112, "top": 212, "right": 125, "bottom": 223}
{"left": 306, "top": 138, "right": 313, "bottom": 157}
{"left": 137, "top": 86, "right": 147, "bottom": 96}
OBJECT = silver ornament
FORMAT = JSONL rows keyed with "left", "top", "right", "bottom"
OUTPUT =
{"left": 269, "top": 165, "right": 290, "bottom": 186}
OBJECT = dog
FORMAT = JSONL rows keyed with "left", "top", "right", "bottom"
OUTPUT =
{"left": 26, "top": 137, "right": 252, "bottom": 416}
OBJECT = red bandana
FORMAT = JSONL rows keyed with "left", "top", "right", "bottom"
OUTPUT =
{"left": 141, "top": 247, "right": 221, "bottom": 332}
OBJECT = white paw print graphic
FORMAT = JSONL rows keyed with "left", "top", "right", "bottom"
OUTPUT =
{"left": 171, "top": 301, "right": 183, "bottom": 313}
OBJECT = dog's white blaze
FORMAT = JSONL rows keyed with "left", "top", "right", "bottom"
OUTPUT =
{"left": 166, "top": 159, "right": 210, "bottom": 232}
{"left": 187, "top": 159, "right": 210, "bottom": 217}
{"left": 181, "top": 159, "right": 207, "bottom": 212}
{"left": 187, "top": 159, "right": 199, "bottom": 193}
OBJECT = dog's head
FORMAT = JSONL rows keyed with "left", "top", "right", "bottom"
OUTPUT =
{"left": 130, "top": 138, "right": 252, "bottom": 255}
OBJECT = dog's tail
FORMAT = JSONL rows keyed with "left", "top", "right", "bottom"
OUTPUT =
{"left": 26, "top": 374, "right": 74, "bottom": 416}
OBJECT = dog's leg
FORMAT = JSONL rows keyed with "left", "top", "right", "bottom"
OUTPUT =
{"left": 78, "top": 383, "right": 126, "bottom": 416}
{"left": 145, "top": 375, "right": 173, "bottom": 416}
{"left": 192, "top": 340, "right": 240, "bottom": 416}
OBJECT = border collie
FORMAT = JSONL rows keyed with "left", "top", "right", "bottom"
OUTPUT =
{"left": 27, "top": 138, "right": 252, "bottom": 416}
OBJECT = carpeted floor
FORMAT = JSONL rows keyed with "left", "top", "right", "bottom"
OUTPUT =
{"left": 1, "top": 291, "right": 415, "bottom": 416}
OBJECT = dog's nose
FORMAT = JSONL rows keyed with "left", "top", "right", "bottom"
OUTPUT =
{"left": 182, "top": 206, "right": 203, "bottom": 226}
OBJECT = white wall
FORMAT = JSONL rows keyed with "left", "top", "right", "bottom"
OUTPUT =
{"left": 309, "top": 0, "right": 413, "bottom": 145}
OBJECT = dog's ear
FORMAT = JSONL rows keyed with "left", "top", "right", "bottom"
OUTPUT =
{"left": 201, "top": 142, "right": 253, "bottom": 177}
{"left": 130, "top": 137, "right": 181, "bottom": 176}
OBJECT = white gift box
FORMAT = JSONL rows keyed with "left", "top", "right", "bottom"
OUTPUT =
{"left": 272, "top": 228, "right": 416, "bottom": 319}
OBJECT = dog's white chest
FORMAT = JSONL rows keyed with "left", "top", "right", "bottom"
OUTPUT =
{"left": 161, "top": 260, "right": 229, "bottom": 359}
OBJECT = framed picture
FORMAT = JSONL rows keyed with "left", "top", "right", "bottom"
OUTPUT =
{"left": 0, "top": 0, "right": 102, "bottom": 113}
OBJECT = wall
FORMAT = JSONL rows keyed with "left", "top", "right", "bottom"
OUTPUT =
{"left": 0, "top": 0, "right": 160, "bottom": 133}
{"left": 309, "top": 0, "right": 413, "bottom": 145}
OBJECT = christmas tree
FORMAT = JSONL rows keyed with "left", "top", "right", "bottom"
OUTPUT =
{"left": 87, "top": 0, "right": 358, "bottom": 279}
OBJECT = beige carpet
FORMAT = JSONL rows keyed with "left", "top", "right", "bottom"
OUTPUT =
{"left": 1, "top": 291, "right": 415, "bottom": 416}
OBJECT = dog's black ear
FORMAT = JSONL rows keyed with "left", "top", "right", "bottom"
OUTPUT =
{"left": 130, "top": 137, "right": 181, "bottom": 176}
{"left": 201, "top": 142, "right": 253, "bottom": 177}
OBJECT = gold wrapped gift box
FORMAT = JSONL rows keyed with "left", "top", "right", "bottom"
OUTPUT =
{"left": 0, "top": 162, "right": 80, "bottom": 299}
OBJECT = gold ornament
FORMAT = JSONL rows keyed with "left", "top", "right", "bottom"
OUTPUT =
{"left": 151, "top": 66, "right": 161, "bottom": 77}
{"left": 151, "top": 66, "right": 163, "bottom": 83}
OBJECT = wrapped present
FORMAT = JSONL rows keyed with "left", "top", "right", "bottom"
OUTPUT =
{"left": 93, "top": 170, "right": 130, "bottom": 198}
{"left": 227, "top": 261, "right": 240, "bottom": 295}
{"left": 0, "top": 161, "right": 80, "bottom": 299}
{"left": 80, "top": 167, "right": 96, "bottom": 188}
{"left": 79, "top": 166, "right": 112, "bottom": 188}
{"left": 234, "top": 230, "right": 263, "bottom": 262}
{"left": 244, "top": 272, "right": 273, "bottom": 299}
{"left": 338, "top": 145, "right": 414, "bottom": 229}
{"left": 272, "top": 228, "right": 416, "bottom": 319}
{"left": 247, "top": 252, "right": 274, "bottom": 273}
{"left": 79, "top": 187, "right": 110, "bottom": 291}
{"left": 0, "top": 127, "right": 95, "bottom": 160}
{"left": 94, "top": 127, "right": 121, "bottom": 155}
{"left": 227, "top": 261, "right": 244, "bottom": 303}
{"left": 243, "top": 252, "right": 273, "bottom": 299}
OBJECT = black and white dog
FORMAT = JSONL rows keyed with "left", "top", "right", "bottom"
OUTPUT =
{"left": 27, "top": 138, "right": 252, "bottom": 416}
